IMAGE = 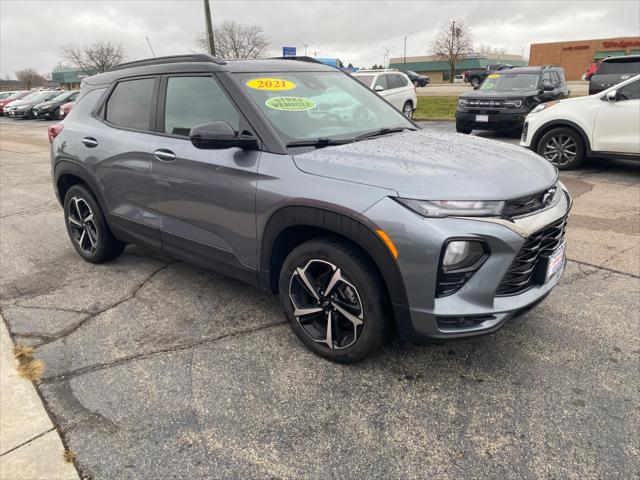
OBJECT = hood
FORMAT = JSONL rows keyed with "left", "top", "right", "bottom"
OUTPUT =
{"left": 293, "top": 129, "right": 557, "bottom": 200}
{"left": 460, "top": 89, "right": 539, "bottom": 99}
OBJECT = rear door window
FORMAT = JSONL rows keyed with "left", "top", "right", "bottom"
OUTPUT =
{"left": 388, "top": 74, "right": 408, "bottom": 89}
{"left": 163, "top": 76, "right": 240, "bottom": 137}
{"left": 105, "top": 78, "right": 155, "bottom": 131}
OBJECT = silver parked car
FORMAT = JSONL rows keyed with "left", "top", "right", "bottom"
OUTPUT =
{"left": 50, "top": 55, "right": 571, "bottom": 363}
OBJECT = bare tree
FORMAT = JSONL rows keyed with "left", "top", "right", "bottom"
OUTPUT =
{"left": 475, "top": 44, "right": 506, "bottom": 58}
{"left": 60, "top": 41, "right": 125, "bottom": 75}
{"left": 14, "top": 69, "right": 47, "bottom": 89}
{"left": 431, "top": 20, "right": 473, "bottom": 83}
{"left": 196, "top": 21, "right": 269, "bottom": 59}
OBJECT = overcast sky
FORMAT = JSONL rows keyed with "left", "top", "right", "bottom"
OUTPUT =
{"left": 1, "top": 0, "right": 639, "bottom": 77}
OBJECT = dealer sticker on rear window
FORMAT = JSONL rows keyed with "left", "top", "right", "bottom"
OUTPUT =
{"left": 246, "top": 78, "right": 296, "bottom": 91}
{"left": 265, "top": 97, "right": 316, "bottom": 111}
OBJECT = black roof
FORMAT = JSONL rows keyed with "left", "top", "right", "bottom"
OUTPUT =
{"left": 84, "top": 54, "right": 336, "bottom": 87}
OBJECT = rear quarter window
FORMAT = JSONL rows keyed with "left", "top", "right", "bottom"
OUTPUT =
{"left": 64, "top": 88, "right": 106, "bottom": 122}
{"left": 105, "top": 78, "right": 155, "bottom": 130}
{"left": 597, "top": 58, "right": 640, "bottom": 75}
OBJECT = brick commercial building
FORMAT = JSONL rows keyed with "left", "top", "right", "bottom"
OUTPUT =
{"left": 529, "top": 36, "right": 640, "bottom": 80}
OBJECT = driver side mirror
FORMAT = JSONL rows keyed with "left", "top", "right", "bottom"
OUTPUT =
{"left": 189, "top": 121, "right": 258, "bottom": 150}
{"left": 606, "top": 89, "right": 618, "bottom": 102}
{"left": 374, "top": 85, "right": 384, "bottom": 92}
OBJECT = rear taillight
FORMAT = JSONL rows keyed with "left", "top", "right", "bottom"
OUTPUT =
{"left": 48, "top": 124, "right": 64, "bottom": 143}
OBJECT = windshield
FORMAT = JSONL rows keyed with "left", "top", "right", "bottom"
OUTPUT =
{"left": 406, "top": 71, "right": 417, "bottom": 76}
{"left": 235, "top": 71, "right": 413, "bottom": 145}
{"left": 0, "top": 92, "right": 12, "bottom": 100}
{"left": 597, "top": 58, "right": 640, "bottom": 75}
{"left": 50, "top": 91, "right": 75, "bottom": 102}
{"left": 6, "top": 91, "right": 26, "bottom": 100}
{"left": 480, "top": 73, "right": 540, "bottom": 91}
{"left": 22, "top": 91, "right": 52, "bottom": 102}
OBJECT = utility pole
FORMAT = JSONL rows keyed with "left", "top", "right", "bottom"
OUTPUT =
{"left": 203, "top": 0, "right": 216, "bottom": 56}
{"left": 403, "top": 32, "right": 412, "bottom": 65}
{"left": 382, "top": 46, "right": 391, "bottom": 68}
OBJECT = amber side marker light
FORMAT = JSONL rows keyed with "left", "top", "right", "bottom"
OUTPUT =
{"left": 375, "top": 229, "right": 399, "bottom": 259}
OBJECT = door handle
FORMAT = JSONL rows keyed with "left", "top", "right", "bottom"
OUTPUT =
{"left": 154, "top": 149, "right": 176, "bottom": 162}
{"left": 81, "top": 137, "right": 98, "bottom": 148}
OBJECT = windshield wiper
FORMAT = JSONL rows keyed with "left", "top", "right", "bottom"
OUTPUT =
{"left": 286, "top": 137, "right": 353, "bottom": 148}
{"left": 354, "top": 126, "right": 415, "bottom": 141}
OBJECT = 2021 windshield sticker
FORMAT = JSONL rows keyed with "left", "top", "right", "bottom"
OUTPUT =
{"left": 265, "top": 97, "right": 317, "bottom": 111}
{"left": 487, "top": 74, "right": 501, "bottom": 78}
{"left": 246, "top": 78, "right": 297, "bottom": 91}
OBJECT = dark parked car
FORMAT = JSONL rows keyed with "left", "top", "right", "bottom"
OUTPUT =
{"left": 588, "top": 55, "right": 640, "bottom": 95}
{"left": 0, "top": 90, "right": 30, "bottom": 115}
{"left": 5, "top": 90, "right": 61, "bottom": 119}
{"left": 463, "top": 64, "right": 512, "bottom": 88}
{"left": 456, "top": 66, "right": 570, "bottom": 134}
{"left": 50, "top": 54, "right": 571, "bottom": 363}
{"left": 33, "top": 90, "right": 79, "bottom": 119}
{"left": 403, "top": 70, "right": 430, "bottom": 87}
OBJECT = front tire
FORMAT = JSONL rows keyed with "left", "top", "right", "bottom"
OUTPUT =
{"left": 537, "top": 127, "right": 585, "bottom": 170}
{"left": 64, "top": 184, "right": 125, "bottom": 263}
{"left": 456, "top": 122, "right": 472, "bottom": 134}
{"left": 279, "top": 238, "right": 391, "bottom": 363}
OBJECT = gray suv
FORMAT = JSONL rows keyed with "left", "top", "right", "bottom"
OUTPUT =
{"left": 50, "top": 54, "right": 572, "bottom": 363}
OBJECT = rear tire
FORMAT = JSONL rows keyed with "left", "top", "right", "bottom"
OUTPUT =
{"left": 536, "top": 127, "right": 585, "bottom": 170}
{"left": 279, "top": 237, "right": 391, "bottom": 363}
{"left": 63, "top": 184, "right": 125, "bottom": 263}
{"left": 402, "top": 101, "right": 413, "bottom": 118}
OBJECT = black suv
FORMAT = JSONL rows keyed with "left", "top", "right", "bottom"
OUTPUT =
{"left": 403, "top": 70, "right": 430, "bottom": 87}
{"left": 589, "top": 55, "right": 640, "bottom": 95}
{"left": 455, "top": 66, "right": 570, "bottom": 134}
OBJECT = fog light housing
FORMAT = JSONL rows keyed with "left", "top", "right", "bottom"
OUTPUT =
{"left": 436, "top": 240, "right": 488, "bottom": 297}
{"left": 442, "top": 240, "right": 485, "bottom": 272}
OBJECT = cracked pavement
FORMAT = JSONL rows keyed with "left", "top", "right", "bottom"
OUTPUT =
{"left": 1, "top": 118, "right": 639, "bottom": 479}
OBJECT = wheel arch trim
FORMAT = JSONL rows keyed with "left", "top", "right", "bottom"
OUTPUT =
{"left": 259, "top": 204, "right": 410, "bottom": 311}
{"left": 531, "top": 119, "right": 592, "bottom": 155}
{"left": 54, "top": 161, "right": 109, "bottom": 213}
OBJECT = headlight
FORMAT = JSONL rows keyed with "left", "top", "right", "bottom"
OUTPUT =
{"left": 457, "top": 98, "right": 468, "bottom": 108}
{"left": 530, "top": 100, "right": 559, "bottom": 114}
{"left": 503, "top": 99, "right": 523, "bottom": 108}
{"left": 16, "top": 105, "right": 29, "bottom": 110}
{"left": 397, "top": 199, "right": 505, "bottom": 217}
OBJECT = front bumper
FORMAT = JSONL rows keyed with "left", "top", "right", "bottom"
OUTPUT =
{"left": 366, "top": 185, "right": 572, "bottom": 342}
{"left": 456, "top": 110, "right": 528, "bottom": 130}
{"left": 32, "top": 108, "right": 55, "bottom": 118}
{"left": 8, "top": 108, "right": 31, "bottom": 118}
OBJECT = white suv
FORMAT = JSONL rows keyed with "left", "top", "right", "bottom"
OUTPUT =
{"left": 521, "top": 74, "right": 640, "bottom": 169}
{"left": 352, "top": 70, "right": 417, "bottom": 118}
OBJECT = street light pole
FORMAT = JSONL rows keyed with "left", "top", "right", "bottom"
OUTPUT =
{"left": 403, "top": 32, "right": 412, "bottom": 65}
{"left": 203, "top": 0, "right": 216, "bottom": 56}
{"left": 298, "top": 38, "right": 311, "bottom": 56}
{"left": 382, "top": 46, "right": 391, "bottom": 68}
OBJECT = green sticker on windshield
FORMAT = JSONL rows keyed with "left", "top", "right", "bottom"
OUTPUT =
{"left": 265, "top": 96, "right": 316, "bottom": 111}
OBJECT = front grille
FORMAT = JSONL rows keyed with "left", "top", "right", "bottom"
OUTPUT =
{"left": 496, "top": 215, "right": 568, "bottom": 296}
{"left": 502, "top": 185, "right": 557, "bottom": 218}
{"left": 437, "top": 270, "right": 476, "bottom": 297}
{"left": 466, "top": 99, "right": 506, "bottom": 108}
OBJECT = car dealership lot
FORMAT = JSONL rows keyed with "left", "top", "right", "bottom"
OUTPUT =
{"left": 1, "top": 118, "right": 638, "bottom": 479}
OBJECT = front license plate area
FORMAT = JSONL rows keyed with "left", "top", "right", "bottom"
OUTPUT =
{"left": 545, "top": 242, "right": 566, "bottom": 282}
{"left": 476, "top": 114, "right": 489, "bottom": 122}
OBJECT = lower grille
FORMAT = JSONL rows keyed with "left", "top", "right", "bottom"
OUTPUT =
{"left": 496, "top": 215, "right": 568, "bottom": 296}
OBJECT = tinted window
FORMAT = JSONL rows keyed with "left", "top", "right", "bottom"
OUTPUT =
{"left": 388, "top": 74, "right": 408, "bottom": 89}
{"left": 66, "top": 88, "right": 106, "bottom": 121}
{"left": 106, "top": 78, "right": 155, "bottom": 130}
{"left": 374, "top": 75, "right": 390, "bottom": 90}
{"left": 353, "top": 75, "right": 375, "bottom": 87}
{"left": 163, "top": 76, "right": 240, "bottom": 137}
{"left": 597, "top": 59, "right": 640, "bottom": 75}
{"left": 618, "top": 79, "right": 640, "bottom": 101}
{"left": 557, "top": 70, "right": 566, "bottom": 84}
{"left": 550, "top": 71, "right": 560, "bottom": 85}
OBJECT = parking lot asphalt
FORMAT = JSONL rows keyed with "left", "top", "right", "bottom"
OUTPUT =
{"left": 1, "top": 117, "right": 638, "bottom": 479}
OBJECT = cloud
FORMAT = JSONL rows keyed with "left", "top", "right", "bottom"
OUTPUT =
{"left": 1, "top": 0, "right": 638, "bottom": 77}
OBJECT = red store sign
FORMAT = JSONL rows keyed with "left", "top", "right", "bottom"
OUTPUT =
{"left": 603, "top": 40, "right": 640, "bottom": 48}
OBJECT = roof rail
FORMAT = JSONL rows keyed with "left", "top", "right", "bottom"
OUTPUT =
{"left": 110, "top": 54, "right": 226, "bottom": 71}
{"left": 541, "top": 64, "right": 560, "bottom": 69}
{"left": 271, "top": 56, "right": 325, "bottom": 65}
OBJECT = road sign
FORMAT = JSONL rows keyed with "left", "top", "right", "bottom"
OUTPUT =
{"left": 282, "top": 46, "right": 297, "bottom": 57}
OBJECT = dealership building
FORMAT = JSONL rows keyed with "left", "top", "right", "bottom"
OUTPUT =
{"left": 529, "top": 36, "right": 640, "bottom": 80}
{"left": 388, "top": 53, "right": 526, "bottom": 83}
